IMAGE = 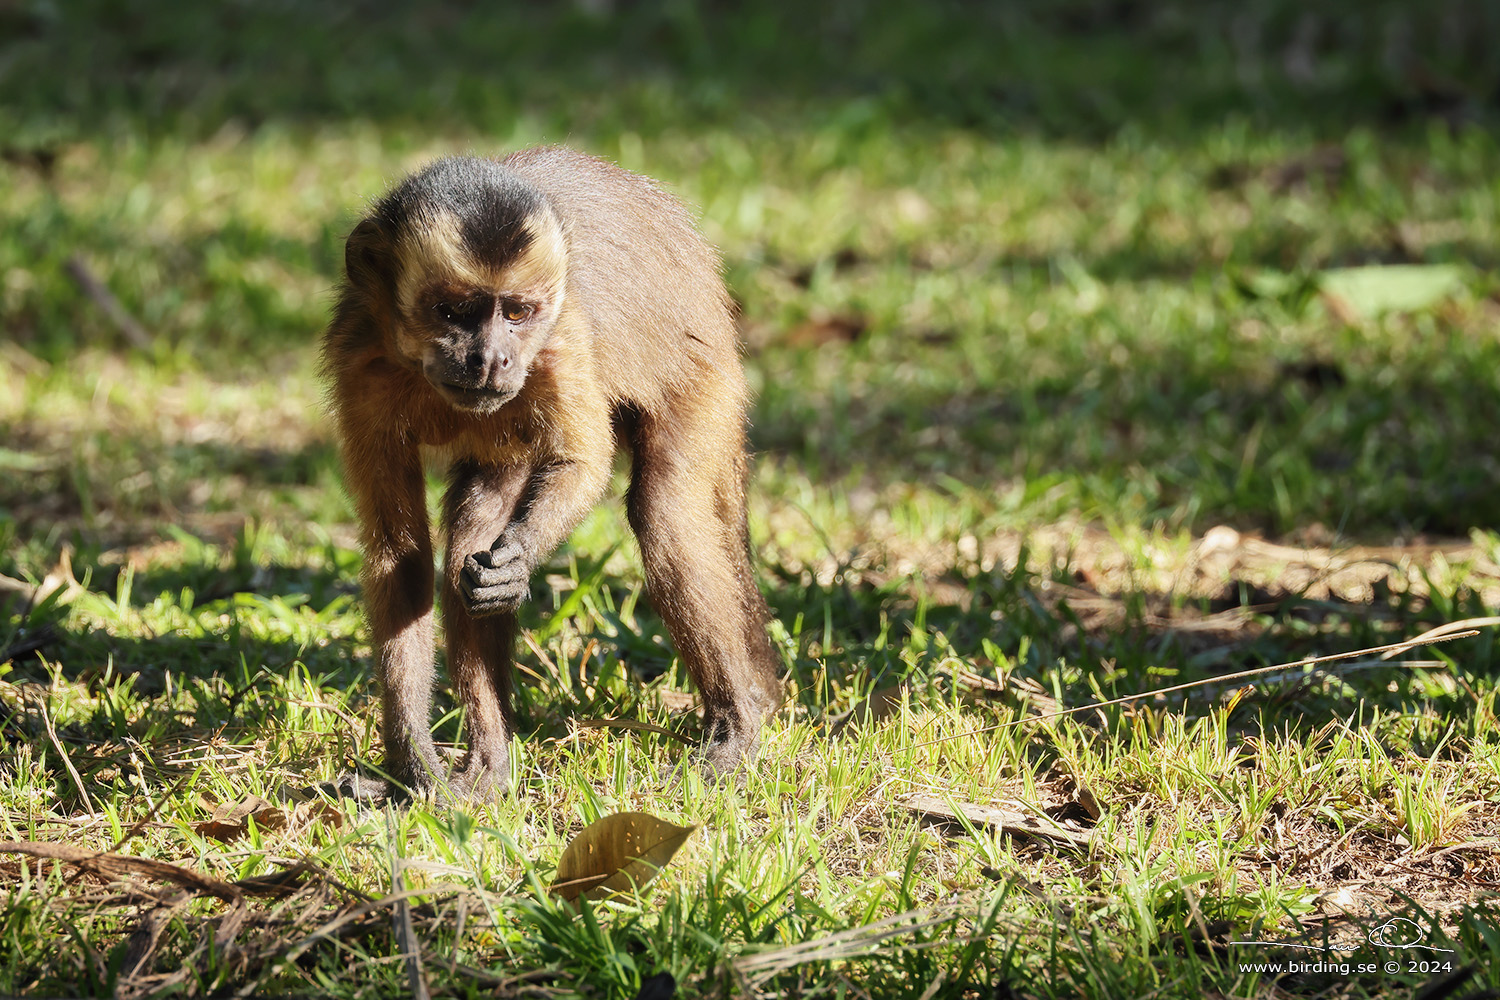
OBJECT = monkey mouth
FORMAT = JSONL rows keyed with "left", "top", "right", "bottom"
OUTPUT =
{"left": 436, "top": 382, "right": 518, "bottom": 411}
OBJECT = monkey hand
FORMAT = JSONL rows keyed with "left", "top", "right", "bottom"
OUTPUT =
{"left": 459, "top": 536, "right": 531, "bottom": 617}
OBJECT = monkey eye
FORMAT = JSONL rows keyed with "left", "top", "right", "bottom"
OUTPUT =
{"left": 501, "top": 299, "right": 533, "bottom": 323}
{"left": 434, "top": 299, "right": 483, "bottom": 325}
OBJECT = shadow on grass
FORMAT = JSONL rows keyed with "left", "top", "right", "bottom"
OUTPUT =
{"left": 752, "top": 330, "right": 1500, "bottom": 536}
{"left": 6, "top": 517, "right": 1488, "bottom": 817}
{"left": 0, "top": 432, "right": 342, "bottom": 548}
{"left": 0, "top": 623, "right": 357, "bottom": 811}
{"left": 770, "top": 544, "right": 1498, "bottom": 723}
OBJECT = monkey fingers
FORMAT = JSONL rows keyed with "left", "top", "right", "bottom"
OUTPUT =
{"left": 460, "top": 546, "right": 530, "bottom": 616}
{"left": 486, "top": 536, "right": 527, "bottom": 566}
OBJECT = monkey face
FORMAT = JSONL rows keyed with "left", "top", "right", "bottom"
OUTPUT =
{"left": 413, "top": 287, "right": 552, "bottom": 412}
{"left": 390, "top": 206, "right": 567, "bottom": 414}
{"left": 343, "top": 158, "right": 572, "bottom": 415}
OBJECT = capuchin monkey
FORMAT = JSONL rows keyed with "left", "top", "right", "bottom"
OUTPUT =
{"left": 322, "top": 147, "right": 783, "bottom": 800}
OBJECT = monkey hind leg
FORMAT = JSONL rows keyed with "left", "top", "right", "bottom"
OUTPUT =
{"left": 726, "top": 453, "right": 785, "bottom": 718}
{"left": 626, "top": 396, "right": 782, "bottom": 775}
{"left": 443, "top": 606, "right": 517, "bottom": 799}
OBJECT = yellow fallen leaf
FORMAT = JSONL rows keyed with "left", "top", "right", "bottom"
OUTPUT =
{"left": 549, "top": 812, "right": 695, "bottom": 902}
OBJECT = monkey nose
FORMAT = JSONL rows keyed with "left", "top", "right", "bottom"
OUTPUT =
{"left": 479, "top": 352, "right": 515, "bottom": 394}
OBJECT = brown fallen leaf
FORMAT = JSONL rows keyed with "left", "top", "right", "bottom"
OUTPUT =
{"left": 903, "top": 793, "right": 1095, "bottom": 850}
{"left": 195, "top": 795, "right": 342, "bottom": 842}
{"left": 1072, "top": 782, "right": 1102, "bottom": 822}
{"left": 550, "top": 812, "right": 696, "bottom": 902}
{"left": 196, "top": 794, "right": 286, "bottom": 841}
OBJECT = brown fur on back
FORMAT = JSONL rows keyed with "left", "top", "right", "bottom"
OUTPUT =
{"left": 502, "top": 147, "right": 742, "bottom": 412}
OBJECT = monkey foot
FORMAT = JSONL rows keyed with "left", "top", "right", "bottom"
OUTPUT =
{"left": 449, "top": 764, "right": 510, "bottom": 801}
{"left": 446, "top": 737, "right": 512, "bottom": 800}
{"left": 695, "top": 732, "right": 761, "bottom": 781}
{"left": 324, "top": 765, "right": 444, "bottom": 806}
{"left": 323, "top": 771, "right": 397, "bottom": 805}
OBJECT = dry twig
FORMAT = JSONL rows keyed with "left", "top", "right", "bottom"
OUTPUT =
{"left": 64, "top": 255, "right": 153, "bottom": 350}
{"left": 913, "top": 629, "right": 1482, "bottom": 749}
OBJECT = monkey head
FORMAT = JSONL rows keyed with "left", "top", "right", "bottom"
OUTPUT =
{"left": 344, "top": 157, "right": 568, "bottom": 413}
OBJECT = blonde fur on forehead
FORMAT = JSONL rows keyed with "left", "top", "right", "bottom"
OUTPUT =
{"left": 395, "top": 205, "right": 568, "bottom": 311}
{"left": 394, "top": 209, "right": 484, "bottom": 307}
{"left": 506, "top": 206, "right": 568, "bottom": 296}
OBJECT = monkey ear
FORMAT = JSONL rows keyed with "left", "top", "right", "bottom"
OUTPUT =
{"left": 345, "top": 218, "right": 392, "bottom": 291}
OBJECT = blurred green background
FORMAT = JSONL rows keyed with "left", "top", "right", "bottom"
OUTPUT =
{"left": 4, "top": 0, "right": 1499, "bottom": 549}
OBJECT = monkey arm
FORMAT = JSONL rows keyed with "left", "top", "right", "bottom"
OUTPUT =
{"left": 513, "top": 449, "right": 616, "bottom": 553}
{"left": 458, "top": 382, "right": 614, "bottom": 617}
{"left": 459, "top": 453, "right": 613, "bottom": 616}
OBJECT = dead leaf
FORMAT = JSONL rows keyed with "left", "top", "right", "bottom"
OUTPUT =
{"left": 1072, "top": 782, "right": 1102, "bottom": 822}
{"left": 549, "top": 812, "right": 695, "bottom": 902}
{"left": 195, "top": 795, "right": 341, "bottom": 842}
{"left": 1318, "top": 264, "right": 1464, "bottom": 319}
{"left": 903, "top": 793, "right": 1095, "bottom": 850}
{"left": 196, "top": 795, "right": 284, "bottom": 841}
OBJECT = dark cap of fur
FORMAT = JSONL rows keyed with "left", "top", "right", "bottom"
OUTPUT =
{"left": 371, "top": 157, "right": 543, "bottom": 267}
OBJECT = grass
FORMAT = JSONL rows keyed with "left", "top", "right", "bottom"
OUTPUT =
{"left": 4, "top": 0, "right": 1500, "bottom": 996}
